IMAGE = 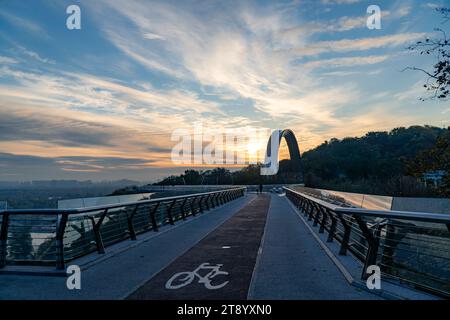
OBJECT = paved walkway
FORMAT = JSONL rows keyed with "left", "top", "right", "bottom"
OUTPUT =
{"left": 248, "top": 193, "right": 380, "bottom": 300}
{"left": 127, "top": 195, "right": 270, "bottom": 300}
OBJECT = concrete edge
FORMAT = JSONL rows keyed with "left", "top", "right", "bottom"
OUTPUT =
{"left": 247, "top": 194, "right": 272, "bottom": 300}
{"left": 0, "top": 267, "right": 66, "bottom": 277}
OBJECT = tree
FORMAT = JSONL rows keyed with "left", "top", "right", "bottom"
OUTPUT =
{"left": 406, "top": 8, "right": 450, "bottom": 100}
{"left": 405, "top": 131, "right": 450, "bottom": 196}
{"left": 182, "top": 170, "right": 202, "bottom": 185}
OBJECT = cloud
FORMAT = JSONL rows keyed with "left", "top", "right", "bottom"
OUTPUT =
{"left": 0, "top": 107, "right": 118, "bottom": 147}
{"left": 422, "top": 3, "right": 442, "bottom": 10}
{"left": 16, "top": 46, "right": 54, "bottom": 64}
{"left": 289, "top": 33, "right": 426, "bottom": 56}
{"left": 78, "top": 0, "right": 428, "bottom": 136}
{"left": 304, "top": 55, "right": 389, "bottom": 69}
{"left": 0, "top": 56, "right": 18, "bottom": 64}
{"left": 143, "top": 32, "right": 166, "bottom": 40}
{"left": 0, "top": 10, "right": 47, "bottom": 36}
{"left": 0, "top": 152, "right": 167, "bottom": 181}
{"left": 0, "top": 64, "right": 221, "bottom": 119}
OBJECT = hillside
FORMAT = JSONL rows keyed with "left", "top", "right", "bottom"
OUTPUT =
{"left": 151, "top": 125, "right": 448, "bottom": 197}
{"left": 301, "top": 125, "right": 449, "bottom": 196}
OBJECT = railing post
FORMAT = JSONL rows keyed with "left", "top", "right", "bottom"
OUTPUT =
{"left": 205, "top": 194, "right": 212, "bottom": 209}
{"left": 215, "top": 193, "right": 221, "bottom": 206}
{"left": 327, "top": 210, "right": 337, "bottom": 243}
{"left": 307, "top": 200, "right": 314, "bottom": 221}
{"left": 302, "top": 198, "right": 309, "bottom": 217}
{"left": 318, "top": 206, "right": 328, "bottom": 233}
{"left": 198, "top": 195, "right": 205, "bottom": 213}
{"left": 180, "top": 198, "right": 188, "bottom": 220}
{"left": 211, "top": 193, "right": 218, "bottom": 208}
{"left": 209, "top": 194, "right": 215, "bottom": 208}
{"left": 55, "top": 213, "right": 69, "bottom": 269}
{"left": 167, "top": 199, "right": 176, "bottom": 225}
{"left": 149, "top": 202, "right": 160, "bottom": 232}
{"left": 354, "top": 216, "right": 382, "bottom": 280}
{"left": 90, "top": 209, "right": 108, "bottom": 254}
{"left": 313, "top": 203, "right": 321, "bottom": 227}
{"left": 216, "top": 192, "right": 221, "bottom": 205}
{"left": 298, "top": 197, "right": 304, "bottom": 210}
{"left": 126, "top": 205, "right": 138, "bottom": 241}
{"left": 0, "top": 213, "right": 10, "bottom": 268}
{"left": 296, "top": 197, "right": 301, "bottom": 209}
{"left": 217, "top": 192, "right": 222, "bottom": 206}
{"left": 337, "top": 214, "right": 351, "bottom": 256}
{"left": 190, "top": 197, "right": 197, "bottom": 216}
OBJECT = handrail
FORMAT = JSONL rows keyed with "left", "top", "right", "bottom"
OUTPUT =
{"left": 0, "top": 187, "right": 245, "bottom": 215}
{"left": 0, "top": 187, "right": 246, "bottom": 270}
{"left": 284, "top": 187, "right": 450, "bottom": 224}
{"left": 337, "top": 207, "right": 450, "bottom": 224}
{"left": 283, "top": 186, "right": 450, "bottom": 298}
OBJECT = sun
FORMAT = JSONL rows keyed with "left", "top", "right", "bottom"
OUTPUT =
{"left": 246, "top": 141, "right": 264, "bottom": 162}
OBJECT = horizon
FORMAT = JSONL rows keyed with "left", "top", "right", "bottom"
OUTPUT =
{"left": 0, "top": 123, "right": 446, "bottom": 183}
{"left": 1, "top": 0, "right": 449, "bottom": 181}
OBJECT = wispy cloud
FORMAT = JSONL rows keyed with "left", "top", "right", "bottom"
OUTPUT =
{"left": 304, "top": 55, "right": 389, "bottom": 69}
{"left": 0, "top": 56, "right": 18, "bottom": 64}
{"left": 16, "top": 46, "right": 55, "bottom": 64}
{"left": 289, "top": 33, "right": 426, "bottom": 56}
{"left": 0, "top": 10, "right": 48, "bottom": 37}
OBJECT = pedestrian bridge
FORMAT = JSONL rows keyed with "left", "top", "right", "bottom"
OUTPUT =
{"left": 0, "top": 188, "right": 449, "bottom": 300}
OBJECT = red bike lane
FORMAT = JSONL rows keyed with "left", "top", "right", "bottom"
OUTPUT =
{"left": 127, "top": 194, "right": 271, "bottom": 300}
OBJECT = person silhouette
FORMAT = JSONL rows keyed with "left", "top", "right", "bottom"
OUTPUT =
{"left": 259, "top": 184, "right": 263, "bottom": 194}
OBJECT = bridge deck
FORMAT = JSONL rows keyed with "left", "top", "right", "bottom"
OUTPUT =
{"left": 249, "top": 194, "right": 380, "bottom": 299}
{"left": 0, "top": 193, "right": 383, "bottom": 300}
{"left": 128, "top": 195, "right": 270, "bottom": 299}
{"left": 0, "top": 195, "right": 255, "bottom": 299}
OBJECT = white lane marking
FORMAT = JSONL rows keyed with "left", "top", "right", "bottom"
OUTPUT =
{"left": 165, "top": 262, "right": 229, "bottom": 290}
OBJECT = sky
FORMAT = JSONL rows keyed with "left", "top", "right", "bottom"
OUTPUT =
{"left": 0, "top": 0, "right": 449, "bottom": 182}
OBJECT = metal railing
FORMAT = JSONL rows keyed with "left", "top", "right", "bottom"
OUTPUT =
{"left": 0, "top": 188, "right": 246, "bottom": 270}
{"left": 284, "top": 187, "right": 450, "bottom": 298}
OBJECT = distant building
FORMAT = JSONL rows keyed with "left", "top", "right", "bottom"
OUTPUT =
{"left": 423, "top": 170, "right": 446, "bottom": 187}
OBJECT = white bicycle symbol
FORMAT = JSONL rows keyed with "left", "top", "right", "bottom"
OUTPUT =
{"left": 165, "top": 262, "right": 229, "bottom": 290}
